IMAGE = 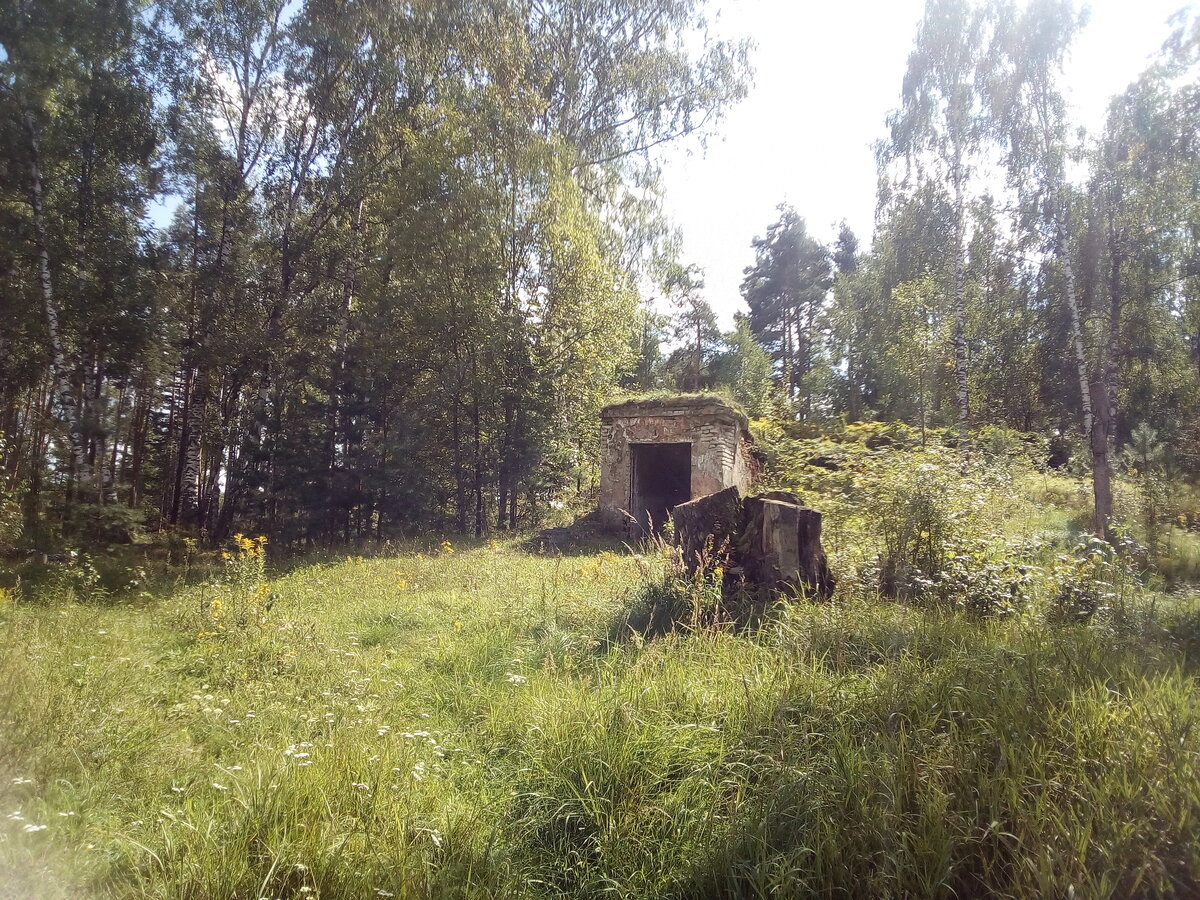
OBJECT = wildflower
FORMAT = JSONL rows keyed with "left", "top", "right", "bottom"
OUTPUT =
{"left": 211, "top": 783, "right": 228, "bottom": 790}
{"left": 23, "top": 824, "right": 47, "bottom": 833}
{"left": 440, "top": 540, "right": 454, "bottom": 554}
{"left": 11, "top": 777, "right": 31, "bottom": 786}
{"left": 505, "top": 672, "right": 527, "bottom": 684}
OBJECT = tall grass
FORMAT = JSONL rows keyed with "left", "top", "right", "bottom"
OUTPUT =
{"left": 2, "top": 476, "right": 1200, "bottom": 897}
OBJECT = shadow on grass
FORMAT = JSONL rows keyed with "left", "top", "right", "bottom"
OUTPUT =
{"left": 521, "top": 533, "right": 634, "bottom": 558}
{"left": 602, "top": 578, "right": 788, "bottom": 648}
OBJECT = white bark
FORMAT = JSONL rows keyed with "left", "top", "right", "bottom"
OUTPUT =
{"left": 951, "top": 162, "right": 969, "bottom": 432}
{"left": 1059, "top": 214, "right": 1093, "bottom": 439}
{"left": 179, "top": 370, "right": 206, "bottom": 520}
{"left": 22, "top": 103, "right": 90, "bottom": 493}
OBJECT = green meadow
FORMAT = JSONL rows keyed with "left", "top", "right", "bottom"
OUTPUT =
{"left": 3, "top": 434, "right": 1200, "bottom": 899}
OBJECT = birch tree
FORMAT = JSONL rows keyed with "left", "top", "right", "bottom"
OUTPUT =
{"left": 985, "top": 0, "right": 1105, "bottom": 532}
{"left": 0, "top": 0, "right": 158, "bottom": 508}
{"left": 885, "top": 0, "right": 990, "bottom": 435}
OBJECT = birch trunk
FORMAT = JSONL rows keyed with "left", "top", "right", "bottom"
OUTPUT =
{"left": 21, "top": 105, "right": 90, "bottom": 498}
{"left": 179, "top": 367, "right": 207, "bottom": 524}
{"left": 471, "top": 353, "right": 485, "bottom": 539}
{"left": 951, "top": 163, "right": 969, "bottom": 433}
{"left": 1060, "top": 220, "right": 1093, "bottom": 440}
{"left": 178, "top": 181, "right": 207, "bottom": 528}
{"left": 1090, "top": 235, "right": 1123, "bottom": 540}
{"left": 108, "top": 383, "right": 126, "bottom": 502}
{"left": 324, "top": 198, "right": 364, "bottom": 539}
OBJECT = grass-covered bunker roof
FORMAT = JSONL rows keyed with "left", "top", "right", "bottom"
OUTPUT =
{"left": 600, "top": 394, "right": 752, "bottom": 442}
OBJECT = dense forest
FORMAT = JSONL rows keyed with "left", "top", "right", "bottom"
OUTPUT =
{"left": 1, "top": 0, "right": 1197, "bottom": 551}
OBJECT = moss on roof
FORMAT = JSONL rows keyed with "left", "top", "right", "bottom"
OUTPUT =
{"left": 600, "top": 392, "right": 751, "bottom": 438}
{"left": 601, "top": 390, "right": 746, "bottom": 414}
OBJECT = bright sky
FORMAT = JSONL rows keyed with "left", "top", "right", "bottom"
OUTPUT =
{"left": 659, "top": 0, "right": 1191, "bottom": 326}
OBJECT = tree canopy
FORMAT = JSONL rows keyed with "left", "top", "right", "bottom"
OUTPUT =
{"left": 0, "top": 0, "right": 751, "bottom": 545}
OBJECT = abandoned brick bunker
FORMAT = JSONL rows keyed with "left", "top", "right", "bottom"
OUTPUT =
{"left": 597, "top": 395, "right": 756, "bottom": 533}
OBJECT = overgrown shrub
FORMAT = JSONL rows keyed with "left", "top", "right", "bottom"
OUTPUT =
{"left": 28, "top": 550, "right": 110, "bottom": 604}
{"left": 613, "top": 534, "right": 764, "bottom": 639}
{"left": 1155, "top": 528, "right": 1200, "bottom": 588}
{"left": 1047, "top": 535, "right": 1140, "bottom": 624}
{"left": 877, "top": 462, "right": 957, "bottom": 598}
{"left": 65, "top": 503, "right": 148, "bottom": 545}
{"left": 933, "top": 544, "right": 1040, "bottom": 617}
{"left": 974, "top": 424, "right": 1048, "bottom": 467}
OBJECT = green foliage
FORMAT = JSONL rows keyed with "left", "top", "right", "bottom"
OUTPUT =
{"left": 0, "top": 0, "right": 752, "bottom": 546}
{"left": 877, "top": 459, "right": 959, "bottom": 597}
{"left": 934, "top": 545, "right": 1040, "bottom": 617}
{"left": 1047, "top": 534, "right": 1141, "bottom": 625}
{"left": 46, "top": 551, "right": 109, "bottom": 605}
{"left": 708, "top": 318, "right": 778, "bottom": 416}
{"left": 0, "top": 435, "right": 21, "bottom": 554}
{"left": 881, "top": 274, "right": 944, "bottom": 436}
{"left": 189, "top": 534, "right": 274, "bottom": 639}
{"left": 63, "top": 505, "right": 148, "bottom": 546}
{"left": 6, "top": 424, "right": 1200, "bottom": 896}
{"left": 752, "top": 418, "right": 1200, "bottom": 629}
{"left": 741, "top": 205, "right": 832, "bottom": 416}
{"left": 974, "top": 424, "right": 1046, "bottom": 463}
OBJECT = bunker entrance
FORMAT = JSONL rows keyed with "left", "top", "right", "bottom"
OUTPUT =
{"left": 630, "top": 442, "right": 691, "bottom": 533}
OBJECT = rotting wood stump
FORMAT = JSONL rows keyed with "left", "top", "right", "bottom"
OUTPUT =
{"left": 738, "top": 495, "right": 834, "bottom": 600}
{"left": 671, "top": 486, "right": 835, "bottom": 601}
{"left": 671, "top": 486, "right": 743, "bottom": 572}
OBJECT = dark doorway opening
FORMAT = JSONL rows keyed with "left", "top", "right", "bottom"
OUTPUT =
{"left": 630, "top": 442, "right": 691, "bottom": 533}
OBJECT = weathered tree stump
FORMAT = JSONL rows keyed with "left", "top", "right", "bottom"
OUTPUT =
{"left": 671, "top": 487, "right": 835, "bottom": 601}
{"left": 671, "top": 486, "right": 742, "bottom": 574}
{"left": 739, "top": 496, "right": 835, "bottom": 600}
{"left": 754, "top": 489, "right": 804, "bottom": 506}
